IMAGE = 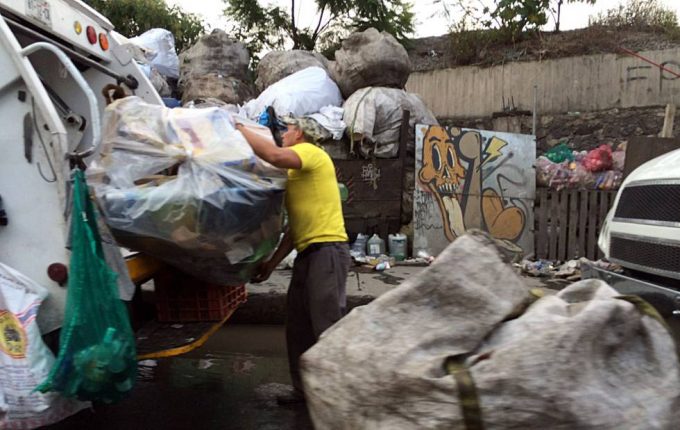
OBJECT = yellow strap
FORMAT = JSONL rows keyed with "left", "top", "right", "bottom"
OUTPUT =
{"left": 136, "top": 310, "right": 235, "bottom": 360}
{"left": 445, "top": 356, "right": 485, "bottom": 430}
{"left": 615, "top": 295, "right": 668, "bottom": 329}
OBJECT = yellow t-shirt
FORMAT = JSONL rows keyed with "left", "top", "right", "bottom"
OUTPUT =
{"left": 286, "top": 143, "right": 348, "bottom": 251}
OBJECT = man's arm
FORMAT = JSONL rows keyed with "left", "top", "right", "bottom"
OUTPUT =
{"left": 236, "top": 123, "right": 302, "bottom": 169}
{"left": 251, "top": 229, "right": 295, "bottom": 283}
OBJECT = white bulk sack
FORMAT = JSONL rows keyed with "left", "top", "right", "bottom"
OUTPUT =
{"left": 301, "top": 233, "right": 680, "bottom": 429}
{"left": 0, "top": 263, "right": 88, "bottom": 429}
{"left": 129, "top": 28, "right": 179, "bottom": 79}
{"left": 244, "top": 67, "right": 342, "bottom": 120}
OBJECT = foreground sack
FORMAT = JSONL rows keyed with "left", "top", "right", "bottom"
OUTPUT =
{"left": 301, "top": 233, "right": 680, "bottom": 429}
{"left": 89, "top": 97, "right": 287, "bottom": 285}
{"left": 0, "top": 263, "right": 88, "bottom": 429}
{"left": 330, "top": 28, "right": 412, "bottom": 98}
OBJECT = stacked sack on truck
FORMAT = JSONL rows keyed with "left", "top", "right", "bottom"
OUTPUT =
{"left": 88, "top": 96, "right": 287, "bottom": 285}
{"left": 333, "top": 28, "right": 438, "bottom": 159}
{"left": 536, "top": 142, "right": 625, "bottom": 191}
{"left": 124, "top": 28, "right": 180, "bottom": 98}
{"left": 178, "top": 29, "right": 254, "bottom": 107}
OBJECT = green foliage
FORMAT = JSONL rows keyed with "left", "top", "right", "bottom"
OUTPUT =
{"left": 224, "top": 0, "right": 414, "bottom": 61}
{"left": 590, "top": 0, "right": 678, "bottom": 31}
{"left": 84, "top": 0, "right": 205, "bottom": 52}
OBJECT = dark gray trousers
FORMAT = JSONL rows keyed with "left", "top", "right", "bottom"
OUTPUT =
{"left": 286, "top": 242, "right": 350, "bottom": 393}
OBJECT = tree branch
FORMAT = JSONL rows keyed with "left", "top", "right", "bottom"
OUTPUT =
{"left": 313, "top": 3, "right": 326, "bottom": 41}
{"left": 291, "top": 0, "right": 299, "bottom": 47}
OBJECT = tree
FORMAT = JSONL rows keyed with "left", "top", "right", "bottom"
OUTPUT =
{"left": 223, "top": 0, "right": 414, "bottom": 56}
{"left": 437, "top": 0, "right": 596, "bottom": 38}
{"left": 84, "top": 0, "right": 206, "bottom": 52}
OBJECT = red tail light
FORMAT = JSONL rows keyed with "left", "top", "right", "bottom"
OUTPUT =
{"left": 86, "top": 26, "right": 96, "bottom": 44}
{"left": 47, "top": 263, "right": 68, "bottom": 285}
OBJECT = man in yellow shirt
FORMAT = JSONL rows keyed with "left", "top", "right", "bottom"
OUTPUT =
{"left": 235, "top": 116, "right": 350, "bottom": 405}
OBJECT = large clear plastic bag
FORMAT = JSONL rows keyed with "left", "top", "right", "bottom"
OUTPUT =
{"left": 89, "top": 97, "right": 287, "bottom": 285}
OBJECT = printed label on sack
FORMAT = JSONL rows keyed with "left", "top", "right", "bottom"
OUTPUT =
{"left": 369, "top": 244, "right": 381, "bottom": 255}
{"left": 0, "top": 310, "right": 27, "bottom": 359}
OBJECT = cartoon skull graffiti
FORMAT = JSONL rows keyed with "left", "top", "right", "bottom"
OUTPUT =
{"left": 418, "top": 126, "right": 526, "bottom": 244}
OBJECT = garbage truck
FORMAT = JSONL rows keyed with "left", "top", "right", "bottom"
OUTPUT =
{"left": 584, "top": 147, "right": 680, "bottom": 324}
{"left": 0, "top": 0, "right": 163, "bottom": 336}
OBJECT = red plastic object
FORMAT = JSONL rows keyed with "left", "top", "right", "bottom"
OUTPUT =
{"left": 154, "top": 270, "right": 247, "bottom": 322}
{"left": 582, "top": 144, "right": 613, "bottom": 173}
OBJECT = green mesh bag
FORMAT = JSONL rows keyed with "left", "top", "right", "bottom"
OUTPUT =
{"left": 38, "top": 169, "right": 136, "bottom": 403}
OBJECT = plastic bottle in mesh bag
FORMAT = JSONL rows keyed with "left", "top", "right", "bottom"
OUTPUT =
{"left": 38, "top": 170, "right": 136, "bottom": 404}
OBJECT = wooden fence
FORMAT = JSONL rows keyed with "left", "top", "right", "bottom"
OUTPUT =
{"left": 534, "top": 188, "right": 617, "bottom": 261}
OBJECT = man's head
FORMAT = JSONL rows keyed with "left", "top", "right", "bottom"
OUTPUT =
{"left": 279, "top": 116, "right": 325, "bottom": 148}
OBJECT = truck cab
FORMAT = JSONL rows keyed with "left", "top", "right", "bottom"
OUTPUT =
{"left": 586, "top": 147, "right": 680, "bottom": 321}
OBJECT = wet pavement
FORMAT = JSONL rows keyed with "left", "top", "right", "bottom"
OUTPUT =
{"left": 44, "top": 325, "right": 313, "bottom": 430}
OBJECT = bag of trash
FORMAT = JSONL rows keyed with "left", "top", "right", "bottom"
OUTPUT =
{"left": 180, "top": 73, "right": 254, "bottom": 106}
{"left": 244, "top": 67, "right": 342, "bottom": 120}
{"left": 179, "top": 29, "right": 251, "bottom": 84}
{"left": 178, "top": 30, "right": 253, "bottom": 105}
{"left": 343, "top": 87, "right": 437, "bottom": 158}
{"left": 129, "top": 28, "right": 180, "bottom": 79}
{"left": 301, "top": 233, "right": 680, "bottom": 429}
{"left": 330, "top": 28, "right": 412, "bottom": 98}
{"left": 37, "top": 170, "right": 136, "bottom": 404}
{"left": 88, "top": 96, "right": 287, "bottom": 285}
{"left": 582, "top": 144, "right": 613, "bottom": 172}
{"left": 545, "top": 142, "right": 574, "bottom": 163}
{"left": 0, "top": 262, "right": 89, "bottom": 428}
{"left": 255, "top": 50, "right": 329, "bottom": 93}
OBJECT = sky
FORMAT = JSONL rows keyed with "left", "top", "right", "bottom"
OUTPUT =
{"left": 166, "top": 0, "right": 680, "bottom": 39}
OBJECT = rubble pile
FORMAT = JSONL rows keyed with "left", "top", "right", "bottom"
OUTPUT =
{"left": 301, "top": 233, "right": 680, "bottom": 429}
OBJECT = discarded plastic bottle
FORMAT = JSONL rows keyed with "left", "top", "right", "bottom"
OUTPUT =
{"left": 367, "top": 234, "right": 385, "bottom": 257}
{"left": 388, "top": 234, "right": 408, "bottom": 261}
{"left": 351, "top": 233, "right": 368, "bottom": 258}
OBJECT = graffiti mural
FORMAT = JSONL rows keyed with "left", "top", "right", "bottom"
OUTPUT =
{"left": 414, "top": 125, "right": 535, "bottom": 257}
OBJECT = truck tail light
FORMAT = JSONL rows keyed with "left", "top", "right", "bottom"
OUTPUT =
{"left": 99, "top": 33, "right": 109, "bottom": 51}
{"left": 86, "top": 26, "right": 96, "bottom": 44}
{"left": 47, "top": 263, "right": 68, "bottom": 286}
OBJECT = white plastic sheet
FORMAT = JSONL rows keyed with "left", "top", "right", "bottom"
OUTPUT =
{"left": 244, "top": 67, "right": 342, "bottom": 120}
{"left": 307, "top": 106, "right": 346, "bottom": 140}
{"left": 0, "top": 263, "right": 88, "bottom": 429}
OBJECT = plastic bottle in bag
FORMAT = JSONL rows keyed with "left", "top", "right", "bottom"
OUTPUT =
{"left": 367, "top": 234, "right": 386, "bottom": 257}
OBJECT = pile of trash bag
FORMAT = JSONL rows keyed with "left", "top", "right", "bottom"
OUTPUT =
{"left": 343, "top": 87, "right": 438, "bottom": 158}
{"left": 301, "top": 233, "right": 680, "bottom": 429}
{"left": 88, "top": 96, "right": 287, "bottom": 285}
{"left": 536, "top": 143, "right": 625, "bottom": 190}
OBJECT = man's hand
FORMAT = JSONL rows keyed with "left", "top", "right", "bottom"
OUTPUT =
{"left": 251, "top": 260, "right": 276, "bottom": 283}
